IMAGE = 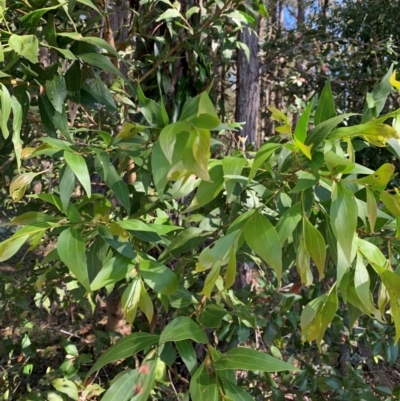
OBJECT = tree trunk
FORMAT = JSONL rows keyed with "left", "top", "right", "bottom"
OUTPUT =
{"left": 235, "top": 11, "right": 260, "bottom": 146}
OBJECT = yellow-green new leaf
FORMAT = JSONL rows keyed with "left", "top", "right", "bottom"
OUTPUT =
{"left": 381, "top": 191, "right": 400, "bottom": 216}
{"left": 366, "top": 188, "right": 378, "bottom": 232}
{"left": 304, "top": 218, "right": 326, "bottom": 279}
{"left": 356, "top": 163, "right": 394, "bottom": 187}
{"left": 390, "top": 70, "right": 400, "bottom": 90}
{"left": 138, "top": 281, "right": 154, "bottom": 324}
{"left": 301, "top": 286, "right": 338, "bottom": 351}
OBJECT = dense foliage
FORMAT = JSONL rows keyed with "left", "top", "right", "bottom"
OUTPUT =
{"left": 2, "top": 1, "right": 400, "bottom": 400}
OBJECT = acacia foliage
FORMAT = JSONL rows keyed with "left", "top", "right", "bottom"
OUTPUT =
{"left": 2, "top": 0, "right": 400, "bottom": 400}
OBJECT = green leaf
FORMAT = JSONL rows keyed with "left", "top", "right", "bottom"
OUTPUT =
{"left": 85, "top": 333, "right": 159, "bottom": 380}
{"left": 197, "top": 230, "right": 241, "bottom": 272}
{"left": 176, "top": 340, "right": 198, "bottom": 375}
{"left": 290, "top": 171, "right": 318, "bottom": 192}
{"left": 138, "top": 84, "right": 167, "bottom": 128}
{"left": 116, "top": 220, "right": 162, "bottom": 243}
{"left": 79, "top": 53, "right": 125, "bottom": 81}
{"left": 11, "top": 96, "right": 22, "bottom": 171}
{"left": 330, "top": 182, "right": 357, "bottom": 264}
{"left": 300, "top": 286, "right": 338, "bottom": 351}
{"left": 294, "top": 99, "right": 313, "bottom": 143}
{"left": 101, "top": 370, "right": 139, "bottom": 401}
{"left": 354, "top": 252, "right": 381, "bottom": 319}
{"left": 314, "top": 79, "right": 336, "bottom": 125}
{"left": 10, "top": 212, "right": 58, "bottom": 226}
{"left": 223, "top": 156, "right": 246, "bottom": 203}
{"left": 38, "top": 94, "right": 57, "bottom": 137}
{"left": 57, "top": 228, "right": 90, "bottom": 291}
{"left": 244, "top": 213, "right": 282, "bottom": 281}
{"left": 138, "top": 280, "right": 154, "bottom": 324}
{"left": 51, "top": 379, "right": 78, "bottom": 400}
{"left": 161, "top": 227, "right": 211, "bottom": 258}
{"left": 189, "top": 360, "right": 219, "bottom": 401}
{"left": 64, "top": 151, "right": 91, "bottom": 198}
{"left": 46, "top": 75, "right": 67, "bottom": 113}
{"left": 362, "top": 65, "right": 394, "bottom": 123}
{"left": 248, "top": 142, "right": 281, "bottom": 181}
{"left": 276, "top": 202, "right": 302, "bottom": 245}
{"left": 355, "top": 163, "right": 394, "bottom": 187}
{"left": 186, "top": 164, "right": 224, "bottom": 211}
{"left": 371, "top": 265, "right": 400, "bottom": 343}
{"left": 139, "top": 257, "right": 179, "bottom": 295}
{"left": 0, "top": 83, "right": 11, "bottom": 139}
{"left": 122, "top": 277, "right": 141, "bottom": 324}
{"left": 9, "top": 34, "right": 39, "bottom": 63}
{"left": 305, "top": 114, "right": 356, "bottom": 148}
{"left": 98, "top": 226, "right": 136, "bottom": 259}
{"left": 221, "top": 378, "right": 254, "bottom": 401}
{"left": 366, "top": 188, "right": 378, "bottom": 232}
{"left": 90, "top": 254, "right": 133, "bottom": 291}
{"left": 191, "top": 91, "right": 220, "bottom": 129}
{"left": 94, "top": 151, "right": 131, "bottom": 213}
{"left": 76, "top": 0, "right": 101, "bottom": 13}
{"left": 380, "top": 191, "right": 400, "bottom": 216}
{"left": 215, "top": 348, "right": 297, "bottom": 372}
{"left": 0, "top": 234, "right": 30, "bottom": 262}
{"left": 199, "top": 304, "right": 227, "bottom": 328}
{"left": 21, "top": 4, "right": 65, "bottom": 30}
{"left": 65, "top": 60, "right": 81, "bottom": 93}
{"left": 87, "top": 236, "right": 109, "bottom": 283}
{"left": 159, "top": 121, "right": 189, "bottom": 163}
{"left": 156, "top": 8, "right": 182, "bottom": 21}
{"left": 304, "top": 218, "right": 326, "bottom": 279}
{"left": 59, "top": 165, "right": 76, "bottom": 212}
{"left": 159, "top": 316, "right": 208, "bottom": 344}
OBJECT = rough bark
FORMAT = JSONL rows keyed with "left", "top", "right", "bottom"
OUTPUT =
{"left": 235, "top": 14, "right": 260, "bottom": 146}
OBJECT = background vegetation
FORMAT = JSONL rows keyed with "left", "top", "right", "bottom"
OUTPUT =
{"left": 2, "top": 0, "right": 400, "bottom": 400}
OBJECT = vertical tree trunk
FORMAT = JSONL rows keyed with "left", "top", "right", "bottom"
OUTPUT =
{"left": 235, "top": 8, "right": 260, "bottom": 146}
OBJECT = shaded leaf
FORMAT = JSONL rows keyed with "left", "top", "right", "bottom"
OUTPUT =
{"left": 159, "top": 317, "right": 208, "bottom": 344}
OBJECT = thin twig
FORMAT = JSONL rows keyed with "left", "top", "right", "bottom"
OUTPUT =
{"left": 168, "top": 369, "right": 180, "bottom": 401}
{"left": 60, "top": 329, "right": 82, "bottom": 339}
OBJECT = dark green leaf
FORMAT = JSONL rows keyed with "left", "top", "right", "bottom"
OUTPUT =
{"left": 176, "top": 340, "right": 198, "bottom": 375}
{"left": 85, "top": 332, "right": 159, "bottom": 380}
{"left": 159, "top": 317, "right": 208, "bottom": 344}
{"left": 189, "top": 360, "right": 219, "bottom": 401}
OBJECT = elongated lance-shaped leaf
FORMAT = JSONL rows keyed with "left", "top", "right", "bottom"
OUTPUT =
{"left": 58, "top": 227, "right": 90, "bottom": 291}
{"left": 330, "top": 182, "right": 357, "bottom": 264}
{"left": 64, "top": 150, "right": 91, "bottom": 198}
{"left": 189, "top": 359, "right": 219, "bottom": 401}
{"left": 244, "top": 213, "right": 282, "bottom": 281}
{"left": 304, "top": 217, "right": 326, "bottom": 279}
{"left": 159, "top": 316, "right": 208, "bottom": 344}
{"left": 85, "top": 332, "right": 159, "bottom": 380}
{"left": 215, "top": 348, "right": 298, "bottom": 372}
{"left": 94, "top": 150, "right": 131, "bottom": 213}
{"left": 314, "top": 79, "right": 336, "bottom": 125}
